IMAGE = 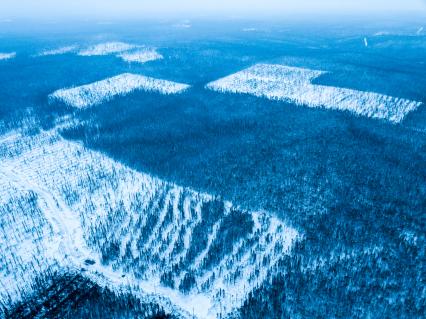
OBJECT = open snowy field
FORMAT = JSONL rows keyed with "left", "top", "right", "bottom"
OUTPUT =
{"left": 49, "top": 73, "right": 191, "bottom": 108}
{"left": 0, "top": 127, "right": 299, "bottom": 318}
{"left": 0, "top": 166, "right": 66, "bottom": 305}
{"left": 118, "top": 49, "right": 163, "bottom": 64}
{"left": 78, "top": 42, "right": 138, "bottom": 56}
{"left": 36, "top": 44, "right": 162, "bottom": 64}
{"left": 37, "top": 46, "right": 78, "bottom": 57}
{"left": 206, "top": 64, "right": 422, "bottom": 123}
{"left": 0, "top": 52, "right": 16, "bottom": 60}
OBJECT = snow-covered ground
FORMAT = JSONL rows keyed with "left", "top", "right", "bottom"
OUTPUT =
{"left": 37, "top": 46, "right": 78, "bottom": 57}
{"left": 206, "top": 64, "right": 422, "bottom": 123}
{"left": 49, "top": 73, "right": 191, "bottom": 108}
{"left": 0, "top": 126, "right": 299, "bottom": 318}
{"left": 0, "top": 168, "right": 65, "bottom": 303}
{"left": 78, "top": 42, "right": 138, "bottom": 56}
{"left": 373, "top": 27, "right": 424, "bottom": 37}
{"left": 0, "top": 52, "right": 16, "bottom": 60}
{"left": 36, "top": 43, "right": 162, "bottom": 64}
{"left": 118, "top": 49, "right": 163, "bottom": 64}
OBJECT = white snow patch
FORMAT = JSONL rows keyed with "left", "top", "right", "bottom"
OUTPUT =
{"left": 0, "top": 52, "right": 16, "bottom": 60}
{"left": 118, "top": 49, "right": 163, "bottom": 64}
{"left": 374, "top": 31, "right": 391, "bottom": 36}
{"left": 78, "top": 42, "right": 137, "bottom": 56}
{"left": 37, "top": 45, "right": 78, "bottom": 57}
{"left": 374, "top": 28, "right": 424, "bottom": 37}
{"left": 49, "top": 73, "right": 190, "bottom": 108}
{"left": 206, "top": 64, "right": 422, "bottom": 123}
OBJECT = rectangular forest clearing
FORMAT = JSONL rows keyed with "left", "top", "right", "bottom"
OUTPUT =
{"left": 49, "top": 73, "right": 190, "bottom": 108}
{"left": 206, "top": 64, "right": 422, "bottom": 123}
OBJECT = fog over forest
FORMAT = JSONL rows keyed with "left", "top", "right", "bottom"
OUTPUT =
{"left": 1, "top": 0, "right": 425, "bottom": 19}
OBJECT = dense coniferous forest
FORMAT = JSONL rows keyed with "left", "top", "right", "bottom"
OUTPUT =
{"left": 3, "top": 272, "right": 175, "bottom": 319}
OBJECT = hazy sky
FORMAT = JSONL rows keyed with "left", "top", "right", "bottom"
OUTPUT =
{"left": 1, "top": 0, "right": 425, "bottom": 19}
